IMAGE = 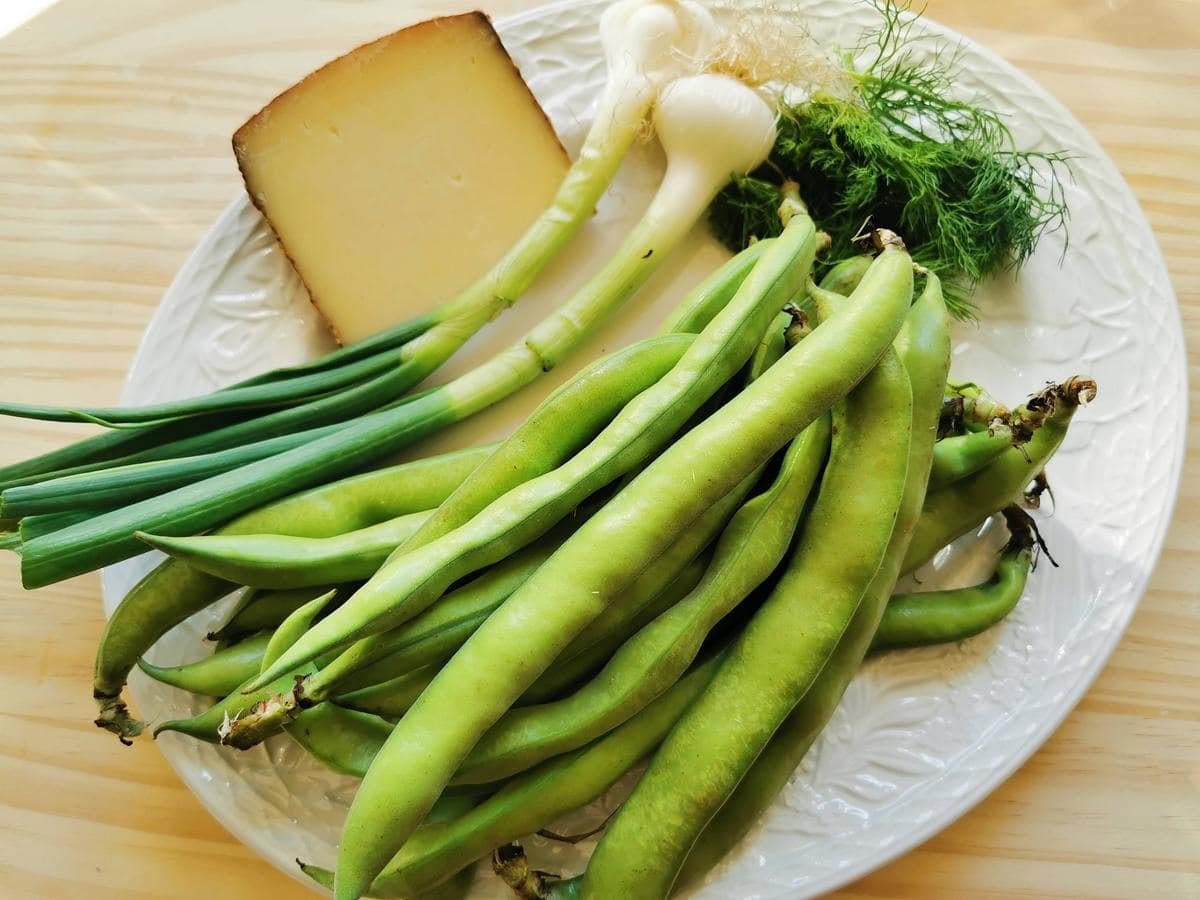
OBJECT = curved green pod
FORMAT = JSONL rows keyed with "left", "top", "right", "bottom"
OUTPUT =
{"left": 516, "top": 556, "right": 708, "bottom": 708}
{"left": 152, "top": 645, "right": 371, "bottom": 745}
{"left": 139, "top": 509, "right": 432, "bottom": 590}
{"left": 286, "top": 704, "right": 395, "bottom": 779}
{"left": 928, "top": 426, "right": 1017, "bottom": 490}
{"left": 208, "top": 585, "right": 338, "bottom": 643}
{"left": 138, "top": 631, "right": 272, "bottom": 698}
{"left": 873, "top": 508, "right": 1035, "bottom": 650}
{"left": 321, "top": 535, "right": 565, "bottom": 696}
{"left": 216, "top": 527, "right": 574, "bottom": 749}
{"left": 656, "top": 241, "right": 770, "bottom": 334}
{"left": 335, "top": 664, "right": 437, "bottom": 720}
{"left": 393, "top": 334, "right": 696, "bottom": 554}
{"left": 818, "top": 254, "right": 873, "bottom": 295}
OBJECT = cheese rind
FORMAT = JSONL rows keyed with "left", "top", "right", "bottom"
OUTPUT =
{"left": 234, "top": 12, "right": 570, "bottom": 345}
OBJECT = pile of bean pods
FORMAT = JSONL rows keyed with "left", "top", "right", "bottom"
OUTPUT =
{"left": 82, "top": 209, "right": 1093, "bottom": 899}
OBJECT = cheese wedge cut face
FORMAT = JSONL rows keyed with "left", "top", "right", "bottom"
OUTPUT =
{"left": 234, "top": 12, "right": 569, "bottom": 345}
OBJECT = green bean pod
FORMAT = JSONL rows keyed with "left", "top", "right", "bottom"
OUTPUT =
{"left": 336, "top": 664, "right": 438, "bottom": 720}
{"left": 300, "top": 866, "right": 475, "bottom": 900}
{"left": 329, "top": 538, "right": 561, "bottom": 696}
{"left": 511, "top": 312, "right": 789, "bottom": 708}
{"left": 260, "top": 589, "right": 337, "bottom": 672}
{"left": 306, "top": 792, "right": 484, "bottom": 889}
{"left": 818, "top": 254, "right": 873, "bottom": 295}
{"left": 801, "top": 277, "right": 840, "bottom": 314}
{"left": 515, "top": 345, "right": 778, "bottom": 715}
{"left": 92, "top": 444, "right": 489, "bottom": 741}
{"left": 285, "top": 703, "right": 396, "bottom": 779}
{"left": 249, "top": 215, "right": 821, "bottom": 693}
{"left": 522, "top": 466, "right": 763, "bottom": 700}
{"left": 339, "top": 545, "right": 706, "bottom": 721}
{"left": 138, "top": 631, "right": 273, "bottom": 698}
{"left": 304, "top": 795, "right": 488, "bottom": 900}
{"left": 928, "top": 425, "right": 1018, "bottom": 490}
{"left": 746, "top": 311, "right": 792, "bottom": 381}
{"left": 903, "top": 377, "right": 1095, "bottom": 574}
{"left": 221, "top": 513, "right": 598, "bottom": 746}
{"left": 453, "top": 418, "right": 829, "bottom": 785}
{"left": 516, "top": 557, "right": 707, "bottom": 707}
{"left": 331, "top": 228, "right": 907, "bottom": 900}
{"left": 317, "top": 654, "right": 724, "bottom": 899}
{"left": 675, "top": 272, "right": 952, "bottom": 892}
{"left": 138, "top": 510, "right": 432, "bottom": 590}
{"left": 511, "top": 310, "right": 794, "bottom": 712}
{"left": 582, "top": 344, "right": 913, "bottom": 898}
{"left": 208, "top": 585, "right": 337, "bottom": 643}
{"left": 219, "top": 556, "right": 549, "bottom": 748}
{"left": 873, "top": 507, "right": 1035, "bottom": 650}
{"left": 656, "top": 242, "right": 770, "bottom": 334}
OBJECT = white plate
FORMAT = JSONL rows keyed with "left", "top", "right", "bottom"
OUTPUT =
{"left": 100, "top": 1, "right": 1187, "bottom": 896}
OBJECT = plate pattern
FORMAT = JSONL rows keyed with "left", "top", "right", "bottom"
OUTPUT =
{"left": 100, "top": 1, "right": 1186, "bottom": 897}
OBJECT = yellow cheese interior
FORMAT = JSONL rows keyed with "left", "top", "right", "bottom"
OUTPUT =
{"left": 234, "top": 13, "right": 569, "bottom": 345}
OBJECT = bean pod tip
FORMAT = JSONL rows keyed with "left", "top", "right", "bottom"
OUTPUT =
{"left": 93, "top": 695, "right": 144, "bottom": 744}
{"left": 492, "top": 843, "right": 554, "bottom": 899}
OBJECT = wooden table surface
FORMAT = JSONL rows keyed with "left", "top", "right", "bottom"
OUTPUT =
{"left": 1, "top": 1, "right": 1197, "bottom": 897}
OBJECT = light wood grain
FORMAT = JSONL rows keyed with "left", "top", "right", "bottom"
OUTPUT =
{"left": 1, "top": 1, "right": 1197, "bottom": 898}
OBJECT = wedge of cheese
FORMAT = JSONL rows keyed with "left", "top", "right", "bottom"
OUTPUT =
{"left": 234, "top": 12, "right": 569, "bottom": 345}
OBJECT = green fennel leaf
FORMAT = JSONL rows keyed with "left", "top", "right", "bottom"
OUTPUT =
{"left": 708, "top": 0, "right": 1072, "bottom": 317}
